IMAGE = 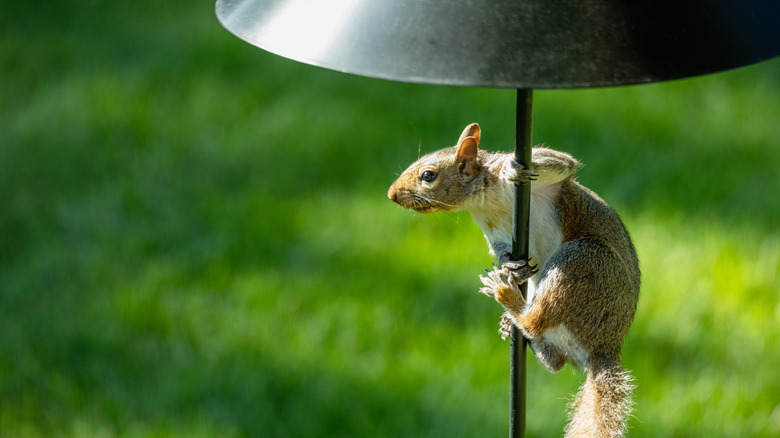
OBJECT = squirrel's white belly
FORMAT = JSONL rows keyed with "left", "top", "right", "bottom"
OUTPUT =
{"left": 543, "top": 324, "right": 589, "bottom": 369}
{"left": 527, "top": 185, "right": 563, "bottom": 301}
{"left": 475, "top": 182, "right": 564, "bottom": 304}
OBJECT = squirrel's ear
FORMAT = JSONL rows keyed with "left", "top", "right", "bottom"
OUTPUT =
{"left": 457, "top": 123, "right": 481, "bottom": 146}
{"left": 456, "top": 137, "right": 480, "bottom": 178}
{"left": 456, "top": 137, "right": 478, "bottom": 162}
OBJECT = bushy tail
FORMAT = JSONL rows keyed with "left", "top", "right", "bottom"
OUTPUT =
{"left": 565, "top": 364, "right": 635, "bottom": 438}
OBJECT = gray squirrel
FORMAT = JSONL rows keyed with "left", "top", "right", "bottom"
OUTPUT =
{"left": 388, "top": 123, "right": 640, "bottom": 437}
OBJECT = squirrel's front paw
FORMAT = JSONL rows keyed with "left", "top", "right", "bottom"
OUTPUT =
{"left": 502, "top": 257, "right": 539, "bottom": 284}
{"left": 509, "top": 160, "right": 538, "bottom": 185}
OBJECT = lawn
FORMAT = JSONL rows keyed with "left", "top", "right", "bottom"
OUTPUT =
{"left": 1, "top": 1, "right": 778, "bottom": 437}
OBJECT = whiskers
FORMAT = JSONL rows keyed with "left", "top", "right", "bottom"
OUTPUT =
{"left": 409, "top": 192, "right": 455, "bottom": 212}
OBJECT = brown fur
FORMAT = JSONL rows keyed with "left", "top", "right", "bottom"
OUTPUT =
{"left": 389, "top": 123, "right": 640, "bottom": 437}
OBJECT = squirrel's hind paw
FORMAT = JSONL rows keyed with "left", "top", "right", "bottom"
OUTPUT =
{"left": 499, "top": 313, "right": 513, "bottom": 340}
{"left": 479, "top": 260, "right": 537, "bottom": 297}
{"left": 479, "top": 262, "right": 534, "bottom": 314}
{"left": 480, "top": 259, "right": 539, "bottom": 316}
{"left": 479, "top": 263, "right": 517, "bottom": 297}
{"left": 479, "top": 265, "right": 502, "bottom": 298}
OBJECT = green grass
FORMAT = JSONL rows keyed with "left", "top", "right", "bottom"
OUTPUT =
{"left": 1, "top": 1, "right": 779, "bottom": 436}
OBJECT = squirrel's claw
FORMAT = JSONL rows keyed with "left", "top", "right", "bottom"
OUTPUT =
{"left": 481, "top": 263, "right": 515, "bottom": 287}
{"left": 510, "top": 160, "right": 539, "bottom": 185}
{"left": 503, "top": 257, "right": 539, "bottom": 284}
{"left": 480, "top": 258, "right": 538, "bottom": 298}
{"left": 479, "top": 264, "right": 502, "bottom": 298}
{"left": 481, "top": 259, "right": 538, "bottom": 339}
{"left": 499, "top": 313, "right": 513, "bottom": 340}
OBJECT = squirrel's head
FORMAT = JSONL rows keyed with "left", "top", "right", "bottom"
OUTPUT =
{"left": 388, "top": 123, "right": 484, "bottom": 213}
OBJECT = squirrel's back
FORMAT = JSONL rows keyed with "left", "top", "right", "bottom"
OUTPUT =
{"left": 557, "top": 179, "right": 640, "bottom": 288}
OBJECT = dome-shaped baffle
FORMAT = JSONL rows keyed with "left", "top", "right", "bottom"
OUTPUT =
{"left": 216, "top": 0, "right": 780, "bottom": 89}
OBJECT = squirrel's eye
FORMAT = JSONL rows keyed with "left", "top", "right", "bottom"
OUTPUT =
{"left": 421, "top": 170, "right": 437, "bottom": 182}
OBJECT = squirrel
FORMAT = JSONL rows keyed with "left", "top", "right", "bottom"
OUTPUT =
{"left": 387, "top": 123, "right": 640, "bottom": 437}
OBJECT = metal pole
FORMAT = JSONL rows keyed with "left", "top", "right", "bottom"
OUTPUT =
{"left": 510, "top": 88, "right": 533, "bottom": 438}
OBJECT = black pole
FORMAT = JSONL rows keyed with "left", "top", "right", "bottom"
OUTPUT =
{"left": 510, "top": 88, "right": 533, "bottom": 438}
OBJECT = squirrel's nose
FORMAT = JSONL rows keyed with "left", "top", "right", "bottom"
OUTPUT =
{"left": 387, "top": 187, "right": 398, "bottom": 203}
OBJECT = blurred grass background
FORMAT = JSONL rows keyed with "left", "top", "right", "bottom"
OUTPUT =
{"left": 1, "top": 1, "right": 778, "bottom": 436}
